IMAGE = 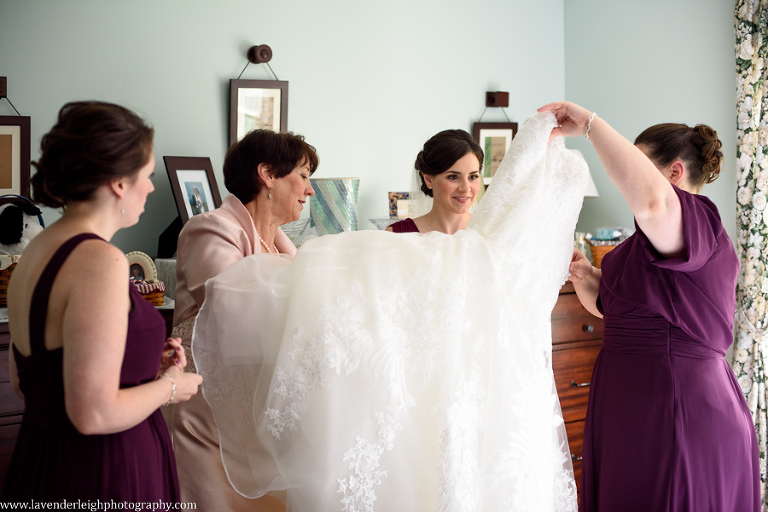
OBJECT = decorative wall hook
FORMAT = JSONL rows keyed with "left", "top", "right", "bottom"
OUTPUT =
{"left": 485, "top": 91, "right": 509, "bottom": 108}
{"left": 236, "top": 44, "right": 279, "bottom": 80}
{"left": 477, "top": 91, "right": 512, "bottom": 124}
{"left": 247, "top": 44, "right": 273, "bottom": 64}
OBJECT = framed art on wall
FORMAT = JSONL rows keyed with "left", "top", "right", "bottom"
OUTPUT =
{"left": 472, "top": 122, "right": 518, "bottom": 185}
{"left": 164, "top": 156, "right": 223, "bottom": 224}
{"left": 229, "top": 79, "right": 289, "bottom": 147}
{"left": 0, "top": 116, "right": 31, "bottom": 197}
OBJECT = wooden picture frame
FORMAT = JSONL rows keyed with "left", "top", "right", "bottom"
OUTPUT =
{"left": 164, "top": 156, "right": 223, "bottom": 224}
{"left": 0, "top": 116, "right": 31, "bottom": 197}
{"left": 472, "top": 122, "right": 518, "bottom": 185}
{"left": 229, "top": 79, "right": 289, "bottom": 147}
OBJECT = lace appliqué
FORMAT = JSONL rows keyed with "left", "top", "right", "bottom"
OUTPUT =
{"left": 337, "top": 409, "right": 403, "bottom": 512}
{"left": 438, "top": 366, "right": 486, "bottom": 511}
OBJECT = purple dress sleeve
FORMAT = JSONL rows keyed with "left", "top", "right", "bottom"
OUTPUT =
{"left": 598, "top": 185, "right": 739, "bottom": 353}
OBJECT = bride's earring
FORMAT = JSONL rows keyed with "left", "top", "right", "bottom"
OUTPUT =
{"left": 268, "top": 188, "right": 272, "bottom": 200}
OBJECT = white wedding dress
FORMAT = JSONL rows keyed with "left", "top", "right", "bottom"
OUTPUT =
{"left": 192, "top": 112, "right": 587, "bottom": 512}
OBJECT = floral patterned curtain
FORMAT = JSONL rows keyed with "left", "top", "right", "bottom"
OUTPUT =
{"left": 733, "top": 0, "right": 768, "bottom": 506}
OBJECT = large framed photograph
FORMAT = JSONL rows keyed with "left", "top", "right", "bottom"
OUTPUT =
{"left": 229, "top": 79, "right": 288, "bottom": 147}
{"left": 472, "top": 122, "right": 518, "bottom": 185}
{"left": 164, "top": 156, "right": 223, "bottom": 224}
{"left": 0, "top": 116, "right": 31, "bottom": 197}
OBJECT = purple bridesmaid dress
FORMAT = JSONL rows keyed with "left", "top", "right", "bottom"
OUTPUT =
{"left": 581, "top": 188, "right": 759, "bottom": 511}
{"left": 3, "top": 234, "right": 179, "bottom": 501}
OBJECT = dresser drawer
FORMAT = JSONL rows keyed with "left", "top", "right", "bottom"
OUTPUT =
{"left": 551, "top": 293, "right": 603, "bottom": 344}
{"left": 565, "top": 419, "right": 584, "bottom": 493}
{"left": 553, "top": 341, "right": 601, "bottom": 423}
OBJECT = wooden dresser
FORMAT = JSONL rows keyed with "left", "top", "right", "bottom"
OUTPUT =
{"left": 551, "top": 281, "right": 604, "bottom": 498}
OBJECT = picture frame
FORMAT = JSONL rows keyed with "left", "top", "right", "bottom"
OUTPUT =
{"left": 0, "top": 116, "right": 31, "bottom": 197}
{"left": 126, "top": 251, "right": 157, "bottom": 282}
{"left": 472, "top": 122, "right": 518, "bottom": 185}
{"left": 388, "top": 191, "right": 410, "bottom": 219}
{"left": 229, "top": 79, "right": 289, "bottom": 147}
{"left": 164, "top": 156, "right": 223, "bottom": 224}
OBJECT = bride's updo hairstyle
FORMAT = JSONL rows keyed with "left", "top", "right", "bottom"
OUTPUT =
{"left": 224, "top": 129, "right": 318, "bottom": 204}
{"left": 634, "top": 123, "right": 723, "bottom": 193}
{"left": 31, "top": 101, "right": 154, "bottom": 209}
{"left": 416, "top": 129, "right": 484, "bottom": 197}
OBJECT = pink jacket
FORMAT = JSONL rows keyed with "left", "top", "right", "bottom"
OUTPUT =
{"left": 173, "top": 194, "right": 296, "bottom": 327}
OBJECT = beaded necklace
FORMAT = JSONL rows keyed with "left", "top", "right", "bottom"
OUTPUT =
{"left": 258, "top": 235, "right": 278, "bottom": 254}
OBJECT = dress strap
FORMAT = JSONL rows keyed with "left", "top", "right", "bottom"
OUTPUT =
{"left": 28, "top": 233, "right": 105, "bottom": 355}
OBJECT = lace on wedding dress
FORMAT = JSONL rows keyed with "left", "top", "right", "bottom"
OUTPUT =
{"left": 192, "top": 112, "right": 586, "bottom": 511}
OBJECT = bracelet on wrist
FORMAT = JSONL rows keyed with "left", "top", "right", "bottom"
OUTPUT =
{"left": 585, "top": 112, "right": 597, "bottom": 141}
{"left": 161, "top": 372, "right": 176, "bottom": 406}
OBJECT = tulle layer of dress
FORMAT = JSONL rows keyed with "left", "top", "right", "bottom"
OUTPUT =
{"left": 192, "top": 112, "right": 587, "bottom": 511}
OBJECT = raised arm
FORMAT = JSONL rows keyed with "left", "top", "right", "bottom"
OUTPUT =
{"left": 539, "top": 102, "right": 684, "bottom": 258}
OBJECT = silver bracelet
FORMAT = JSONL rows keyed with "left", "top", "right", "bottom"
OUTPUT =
{"left": 585, "top": 112, "right": 597, "bottom": 141}
{"left": 161, "top": 372, "right": 176, "bottom": 406}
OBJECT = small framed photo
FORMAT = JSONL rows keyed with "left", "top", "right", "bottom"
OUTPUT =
{"left": 229, "top": 79, "right": 289, "bottom": 147}
{"left": 164, "top": 156, "right": 223, "bottom": 224}
{"left": 388, "top": 192, "right": 410, "bottom": 219}
{"left": 126, "top": 251, "right": 157, "bottom": 282}
{"left": 472, "top": 122, "right": 518, "bottom": 185}
{"left": 0, "top": 116, "right": 31, "bottom": 197}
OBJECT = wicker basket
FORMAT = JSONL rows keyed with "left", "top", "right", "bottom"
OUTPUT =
{"left": 0, "top": 262, "right": 15, "bottom": 307}
{"left": 141, "top": 290, "right": 165, "bottom": 306}
{"left": 588, "top": 243, "right": 618, "bottom": 269}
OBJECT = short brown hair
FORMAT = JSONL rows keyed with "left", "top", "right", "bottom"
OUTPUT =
{"left": 224, "top": 130, "right": 318, "bottom": 204}
{"left": 31, "top": 101, "right": 154, "bottom": 208}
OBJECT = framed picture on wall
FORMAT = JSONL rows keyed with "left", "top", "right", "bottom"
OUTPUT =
{"left": 0, "top": 116, "right": 31, "bottom": 198}
{"left": 472, "top": 122, "right": 518, "bottom": 185}
{"left": 164, "top": 156, "right": 223, "bottom": 224}
{"left": 229, "top": 79, "right": 289, "bottom": 147}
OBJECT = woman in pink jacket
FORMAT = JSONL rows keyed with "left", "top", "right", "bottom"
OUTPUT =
{"left": 164, "top": 129, "right": 317, "bottom": 511}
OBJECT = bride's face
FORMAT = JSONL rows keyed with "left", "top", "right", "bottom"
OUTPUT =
{"left": 424, "top": 152, "right": 481, "bottom": 215}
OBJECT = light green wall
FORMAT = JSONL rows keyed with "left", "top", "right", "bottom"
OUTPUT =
{"left": 0, "top": 0, "right": 566, "bottom": 257}
{"left": 565, "top": 0, "right": 737, "bottom": 240}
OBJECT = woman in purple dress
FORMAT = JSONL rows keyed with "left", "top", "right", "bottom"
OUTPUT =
{"left": 387, "top": 129, "right": 483, "bottom": 234}
{"left": 3, "top": 101, "right": 202, "bottom": 500}
{"left": 539, "top": 101, "right": 760, "bottom": 511}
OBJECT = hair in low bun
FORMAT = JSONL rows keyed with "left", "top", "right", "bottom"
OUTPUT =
{"left": 31, "top": 101, "right": 154, "bottom": 209}
{"left": 634, "top": 122, "right": 722, "bottom": 192}
{"left": 415, "top": 129, "right": 483, "bottom": 197}
{"left": 692, "top": 124, "right": 723, "bottom": 185}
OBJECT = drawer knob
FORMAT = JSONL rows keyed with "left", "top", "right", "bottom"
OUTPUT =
{"left": 571, "top": 454, "right": 583, "bottom": 462}
{"left": 570, "top": 380, "right": 590, "bottom": 388}
{"left": 582, "top": 324, "right": 594, "bottom": 333}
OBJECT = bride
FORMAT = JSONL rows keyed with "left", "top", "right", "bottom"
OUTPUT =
{"left": 192, "top": 111, "right": 587, "bottom": 511}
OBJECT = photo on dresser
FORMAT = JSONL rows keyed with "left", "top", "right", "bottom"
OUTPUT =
{"left": 164, "top": 156, "right": 223, "bottom": 224}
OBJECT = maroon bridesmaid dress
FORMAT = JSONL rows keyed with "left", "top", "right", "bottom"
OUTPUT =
{"left": 3, "top": 233, "right": 179, "bottom": 500}
{"left": 581, "top": 188, "right": 759, "bottom": 511}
